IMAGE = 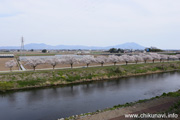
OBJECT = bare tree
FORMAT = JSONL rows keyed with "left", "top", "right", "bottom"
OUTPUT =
{"left": 5, "top": 60, "right": 17, "bottom": 71}
{"left": 95, "top": 56, "right": 107, "bottom": 66}
{"left": 81, "top": 56, "right": 95, "bottom": 67}
{"left": 25, "top": 57, "right": 44, "bottom": 71}
{"left": 64, "top": 55, "right": 78, "bottom": 68}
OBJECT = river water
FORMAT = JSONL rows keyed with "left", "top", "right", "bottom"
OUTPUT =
{"left": 0, "top": 72, "right": 180, "bottom": 120}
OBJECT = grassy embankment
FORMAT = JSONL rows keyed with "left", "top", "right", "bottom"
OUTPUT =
{"left": 0, "top": 61, "right": 180, "bottom": 92}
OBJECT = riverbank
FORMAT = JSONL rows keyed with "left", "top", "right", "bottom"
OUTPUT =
{"left": 63, "top": 90, "right": 180, "bottom": 120}
{"left": 0, "top": 61, "right": 180, "bottom": 92}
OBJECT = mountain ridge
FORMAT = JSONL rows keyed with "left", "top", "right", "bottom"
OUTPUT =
{"left": 0, "top": 42, "right": 145, "bottom": 50}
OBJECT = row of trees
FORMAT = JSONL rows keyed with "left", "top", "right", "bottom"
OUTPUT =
{"left": 22, "top": 53, "right": 180, "bottom": 71}
{"left": 5, "top": 53, "right": 180, "bottom": 71}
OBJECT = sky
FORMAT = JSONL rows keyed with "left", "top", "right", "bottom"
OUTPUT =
{"left": 0, "top": 0, "right": 180, "bottom": 49}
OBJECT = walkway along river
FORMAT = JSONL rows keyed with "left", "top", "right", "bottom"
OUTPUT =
{"left": 0, "top": 72, "right": 180, "bottom": 120}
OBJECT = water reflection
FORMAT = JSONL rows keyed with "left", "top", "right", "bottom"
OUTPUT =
{"left": 0, "top": 72, "right": 180, "bottom": 120}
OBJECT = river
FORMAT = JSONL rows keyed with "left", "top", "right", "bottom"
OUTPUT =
{"left": 0, "top": 72, "right": 180, "bottom": 120}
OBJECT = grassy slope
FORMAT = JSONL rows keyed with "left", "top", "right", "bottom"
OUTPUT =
{"left": 0, "top": 61, "right": 180, "bottom": 91}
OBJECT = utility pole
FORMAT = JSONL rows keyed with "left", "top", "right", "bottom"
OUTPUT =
{"left": 20, "top": 36, "right": 25, "bottom": 56}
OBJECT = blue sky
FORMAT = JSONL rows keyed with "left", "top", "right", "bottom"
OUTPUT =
{"left": 0, "top": 0, "right": 180, "bottom": 49}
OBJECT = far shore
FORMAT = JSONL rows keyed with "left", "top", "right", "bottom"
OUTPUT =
{"left": 0, "top": 61, "right": 180, "bottom": 92}
{"left": 1, "top": 69, "right": 179, "bottom": 93}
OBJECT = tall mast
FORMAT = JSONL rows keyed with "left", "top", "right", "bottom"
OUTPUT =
{"left": 20, "top": 36, "right": 25, "bottom": 56}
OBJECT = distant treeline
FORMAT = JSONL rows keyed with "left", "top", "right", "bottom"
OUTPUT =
{"left": 145, "top": 48, "right": 163, "bottom": 52}
{"left": 108, "top": 48, "right": 125, "bottom": 53}
{"left": 109, "top": 48, "right": 163, "bottom": 53}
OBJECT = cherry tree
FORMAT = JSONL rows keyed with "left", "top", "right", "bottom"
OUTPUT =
{"left": 169, "top": 55, "right": 178, "bottom": 61}
{"left": 139, "top": 54, "right": 153, "bottom": 63}
{"left": 46, "top": 57, "right": 64, "bottom": 70}
{"left": 159, "top": 54, "right": 168, "bottom": 62}
{"left": 25, "top": 57, "right": 45, "bottom": 71}
{"left": 176, "top": 54, "right": 180, "bottom": 61}
{"left": 80, "top": 56, "right": 95, "bottom": 67}
{"left": 121, "top": 55, "right": 134, "bottom": 65}
{"left": 107, "top": 55, "right": 121, "bottom": 65}
{"left": 133, "top": 55, "right": 143, "bottom": 64}
{"left": 150, "top": 53, "right": 161, "bottom": 63}
{"left": 95, "top": 56, "right": 107, "bottom": 66}
{"left": 5, "top": 60, "right": 17, "bottom": 71}
{"left": 64, "top": 55, "right": 79, "bottom": 68}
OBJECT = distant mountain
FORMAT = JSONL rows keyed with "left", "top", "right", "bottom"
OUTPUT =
{"left": 0, "top": 42, "right": 145, "bottom": 50}
{"left": 109, "top": 42, "right": 145, "bottom": 49}
{"left": 24, "top": 43, "right": 104, "bottom": 50}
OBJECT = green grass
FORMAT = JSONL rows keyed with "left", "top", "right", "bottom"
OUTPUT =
{"left": 161, "top": 53, "right": 177, "bottom": 55}
{"left": 0, "top": 81, "right": 14, "bottom": 91}
{"left": 162, "top": 92, "right": 180, "bottom": 97}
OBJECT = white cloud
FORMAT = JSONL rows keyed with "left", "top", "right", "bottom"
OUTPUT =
{"left": 0, "top": 0, "right": 180, "bottom": 49}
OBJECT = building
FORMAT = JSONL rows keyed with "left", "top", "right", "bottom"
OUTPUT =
{"left": 0, "top": 54, "right": 14, "bottom": 58}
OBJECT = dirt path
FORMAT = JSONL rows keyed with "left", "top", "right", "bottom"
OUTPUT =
{"left": 77, "top": 97, "right": 180, "bottom": 120}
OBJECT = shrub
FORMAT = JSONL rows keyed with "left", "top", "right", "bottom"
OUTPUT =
{"left": 109, "top": 67, "right": 125, "bottom": 74}
{"left": 170, "top": 63, "right": 179, "bottom": 69}
{"left": 156, "top": 64, "right": 168, "bottom": 71}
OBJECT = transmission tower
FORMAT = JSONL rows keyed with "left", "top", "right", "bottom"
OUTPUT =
{"left": 20, "top": 36, "right": 25, "bottom": 56}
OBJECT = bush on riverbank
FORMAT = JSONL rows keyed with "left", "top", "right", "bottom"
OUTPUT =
{"left": 0, "top": 62, "right": 180, "bottom": 91}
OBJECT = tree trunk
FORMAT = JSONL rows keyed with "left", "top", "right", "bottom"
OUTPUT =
{"left": 10, "top": 67, "right": 12, "bottom": 72}
{"left": 136, "top": 61, "right": 138, "bottom": 64}
{"left": 101, "top": 63, "right": 103, "bottom": 67}
{"left": 53, "top": 65, "right": 55, "bottom": 70}
{"left": 33, "top": 66, "right": 36, "bottom": 71}
{"left": 153, "top": 60, "right": 155, "bottom": 63}
{"left": 114, "top": 62, "right": 116, "bottom": 66}
{"left": 126, "top": 61, "right": 128, "bottom": 65}
{"left": 71, "top": 64, "right": 73, "bottom": 68}
{"left": 87, "top": 64, "right": 89, "bottom": 68}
